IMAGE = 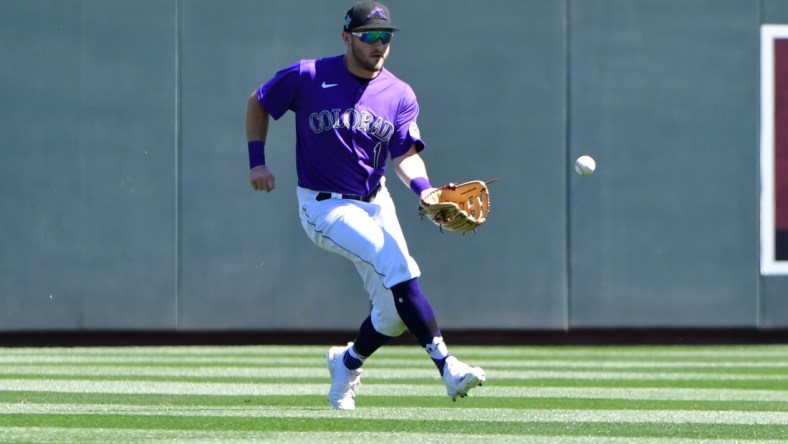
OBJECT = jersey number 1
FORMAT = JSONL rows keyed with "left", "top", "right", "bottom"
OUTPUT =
{"left": 373, "top": 142, "right": 382, "bottom": 169}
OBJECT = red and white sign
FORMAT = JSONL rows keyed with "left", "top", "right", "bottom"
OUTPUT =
{"left": 761, "top": 25, "right": 788, "bottom": 274}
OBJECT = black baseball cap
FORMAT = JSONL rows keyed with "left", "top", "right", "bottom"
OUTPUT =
{"left": 343, "top": 1, "right": 400, "bottom": 32}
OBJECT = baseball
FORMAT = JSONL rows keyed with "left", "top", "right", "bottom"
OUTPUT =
{"left": 575, "top": 155, "right": 596, "bottom": 176}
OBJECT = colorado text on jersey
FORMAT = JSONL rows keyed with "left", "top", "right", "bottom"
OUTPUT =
{"left": 308, "top": 108, "right": 395, "bottom": 142}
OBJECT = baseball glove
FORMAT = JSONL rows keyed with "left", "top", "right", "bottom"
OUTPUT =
{"left": 419, "top": 180, "right": 491, "bottom": 233}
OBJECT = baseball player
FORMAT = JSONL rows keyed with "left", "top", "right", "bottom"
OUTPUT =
{"left": 246, "top": 1, "right": 485, "bottom": 410}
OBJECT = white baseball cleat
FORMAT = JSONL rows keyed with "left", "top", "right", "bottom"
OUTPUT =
{"left": 442, "top": 355, "right": 486, "bottom": 401}
{"left": 325, "top": 342, "right": 363, "bottom": 410}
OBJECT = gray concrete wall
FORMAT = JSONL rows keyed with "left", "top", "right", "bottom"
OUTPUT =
{"left": 1, "top": 0, "right": 785, "bottom": 332}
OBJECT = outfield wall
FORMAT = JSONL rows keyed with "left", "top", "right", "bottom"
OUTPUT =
{"left": 2, "top": 0, "right": 788, "bottom": 332}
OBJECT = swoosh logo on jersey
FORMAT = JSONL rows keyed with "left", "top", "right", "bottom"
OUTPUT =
{"left": 321, "top": 82, "right": 338, "bottom": 89}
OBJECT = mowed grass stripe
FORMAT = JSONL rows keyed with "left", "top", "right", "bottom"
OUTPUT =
{"left": 1, "top": 414, "right": 786, "bottom": 440}
{"left": 0, "top": 356, "right": 333, "bottom": 365}
{"left": 0, "top": 346, "right": 330, "bottom": 357}
{"left": 2, "top": 379, "right": 787, "bottom": 402}
{"left": 4, "top": 404, "right": 788, "bottom": 425}
{"left": 476, "top": 361, "right": 788, "bottom": 370}
{"left": 4, "top": 428, "right": 784, "bottom": 444}
{"left": 3, "top": 391, "right": 786, "bottom": 413}
{"left": 3, "top": 356, "right": 788, "bottom": 371}
{"left": 0, "top": 375, "right": 785, "bottom": 391}
{"left": 2, "top": 365, "right": 787, "bottom": 382}
{"left": 1, "top": 375, "right": 788, "bottom": 392}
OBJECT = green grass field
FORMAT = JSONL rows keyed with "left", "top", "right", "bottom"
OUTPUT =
{"left": 1, "top": 344, "right": 787, "bottom": 443}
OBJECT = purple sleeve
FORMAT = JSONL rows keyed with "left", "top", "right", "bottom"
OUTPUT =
{"left": 257, "top": 61, "right": 302, "bottom": 120}
{"left": 388, "top": 86, "right": 425, "bottom": 159}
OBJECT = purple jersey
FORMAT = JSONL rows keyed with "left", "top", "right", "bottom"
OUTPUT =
{"left": 258, "top": 55, "right": 425, "bottom": 196}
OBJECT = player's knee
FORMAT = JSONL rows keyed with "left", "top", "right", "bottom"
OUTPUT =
{"left": 380, "top": 259, "right": 421, "bottom": 289}
{"left": 372, "top": 310, "right": 407, "bottom": 337}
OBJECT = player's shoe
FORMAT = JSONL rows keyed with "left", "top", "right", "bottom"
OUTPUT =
{"left": 325, "top": 342, "right": 363, "bottom": 410}
{"left": 442, "top": 355, "right": 486, "bottom": 401}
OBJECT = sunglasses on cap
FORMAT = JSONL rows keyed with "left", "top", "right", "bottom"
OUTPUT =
{"left": 351, "top": 31, "right": 392, "bottom": 44}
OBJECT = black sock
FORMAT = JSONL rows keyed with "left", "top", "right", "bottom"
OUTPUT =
{"left": 343, "top": 315, "right": 393, "bottom": 370}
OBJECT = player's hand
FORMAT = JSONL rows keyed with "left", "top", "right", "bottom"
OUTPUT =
{"left": 249, "top": 165, "right": 275, "bottom": 192}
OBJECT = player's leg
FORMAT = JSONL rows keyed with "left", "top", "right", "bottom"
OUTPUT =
{"left": 331, "top": 264, "right": 486, "bottom": 403}
{"left": 298, "top": 184, "right": 414, "bottom": 409}
{"left": 298, "top": 185, "right": 419, "bottom": 288}
{"left": 369, "top": 182, "right": 449, "bottom": 369}
{"left": 322, "top": 256, "right": 408, "bottom": 409}
{"left": 371, "top": 186, "right": 486, "bottom": 400}
{"left": 389, "top": 278, "right": 445, "bottom": 369}
{"left": 298, "top": 183, "right": 484, "bottom": 403}
{"left": 389, "top": 277, "right": 486, "bottom": 400}
{"left": 344, "top": 260, "right": 407, "bottom": 367}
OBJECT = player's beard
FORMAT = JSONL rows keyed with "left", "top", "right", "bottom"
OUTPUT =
{"left": 350, "top": 43, "right": 387, "bottom": 76}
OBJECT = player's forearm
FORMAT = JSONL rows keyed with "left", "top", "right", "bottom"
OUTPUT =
{"left": 393, "top": 146, "right": 434, "bottom": 197}
{"left": 393, "top": 146, "right": 428, "bottom": 185}
{"left": 246, "top": 91, "right": 269, "bottom": 141}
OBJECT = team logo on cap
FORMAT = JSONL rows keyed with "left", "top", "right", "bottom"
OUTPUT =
{"left": 367, "top": 7, "right": 388, "bottom": 21}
